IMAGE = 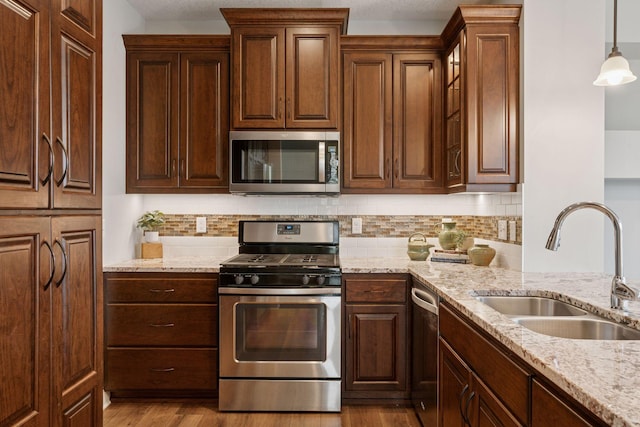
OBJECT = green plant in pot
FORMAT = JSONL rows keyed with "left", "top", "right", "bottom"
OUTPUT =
{"left": 137, "top": 210, "right": 165, "bottom": 242}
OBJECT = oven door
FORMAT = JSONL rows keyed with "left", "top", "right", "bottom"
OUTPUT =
{"left": 219, "top": 288, "right": 341, "bottom": 379}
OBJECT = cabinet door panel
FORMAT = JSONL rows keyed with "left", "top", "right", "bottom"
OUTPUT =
{"left": 465, "top": 25, "right": 518, "bottom": 186}
{"left": 342, "top": 52, "right": 392, "bottom": 189}
{"left": 180, "top": 52, "right": 229, "bottom": 189}
{"left": 51, "top": 216, "right": 102, "bottom": 427}
{"left": 126, "top": 52, "right": 179, "bottom": 191}
{"left": 439, "top": 339, "right": 470, "bottom": 427}
{"left": 59, "top": 0, "right": 96, "bottom": 34}
{"left": 0, "top": 217, "right": 50, "bottom": 427}
{"left": 51, "top": 0, "right": 101, "bottom": 208}
{"left": 393, "top": 53, "right": 442, "bottom": 189}
{"left": 345, "top": 304, "right": 406, "bottom": 391}
{"left": 286, "top": 27, "right": 338, "bottom": 128}
{"left": 531, "top": 380, "right": 597, "bottom": 427}
{"left": 0, "top": 0, "right": 50, "bottom": 208}
{"left": 232, "top": 27, "right": 285, "bottom": 128}
{"left": 52, "top": 35, "right": 99, "bottom": 207}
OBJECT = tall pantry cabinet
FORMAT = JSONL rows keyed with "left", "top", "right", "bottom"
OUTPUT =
{"left": 0, "top": 1, "right": 103, "bottom": 426}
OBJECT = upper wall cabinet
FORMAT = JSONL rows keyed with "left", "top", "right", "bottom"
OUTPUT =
{"left": 342, "top": 38, "right": 443, "bottom": 193}
{"left": 124, "top": 36, "right": 230, "bottom": 193}
{"left": 221, "top": 8, "right": 348, "bottom": 129}
{"left": 442, "top": 6, "right": 521, "bottom": 192}
{"left": 0, "top": 0, "right": 101, "bottom": 209}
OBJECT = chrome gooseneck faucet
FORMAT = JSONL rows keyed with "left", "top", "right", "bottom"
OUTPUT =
{"left": 545, "top": 201, "right": 638, "bottom": 310}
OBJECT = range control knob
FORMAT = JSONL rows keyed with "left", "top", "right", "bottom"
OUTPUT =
{"left": 250, "top": 274, "right": 260, "bottom": 285}
{"left": 302, "top": 275, "right": 310, "bottom": 286}
{"left": 234, "top": 274, "right": 244, "bottom": 285}
{"left": 316, "top": 275, "right": 326, "bottom": 286}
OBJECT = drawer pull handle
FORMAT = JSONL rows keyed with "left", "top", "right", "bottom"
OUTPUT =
{"left": 150, "top": 323, "right": 175, "bottom": 328}
{"left": 150, "top": 367, "right": 175, "bottom": 372}
{"left": 149, "top": 288, "right": 175, "bottom": 293}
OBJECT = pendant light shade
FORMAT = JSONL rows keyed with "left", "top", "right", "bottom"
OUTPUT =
{"left": 594, "top": 0, "right": 637, "bottom": 86}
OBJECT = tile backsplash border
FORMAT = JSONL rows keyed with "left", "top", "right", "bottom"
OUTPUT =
{"left": 158, "top": 214, "right": 522, "bottom": 245}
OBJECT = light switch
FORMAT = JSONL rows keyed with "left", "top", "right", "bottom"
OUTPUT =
{"left": 509, "top": 220, "right": 517, "bottom": 242}
{"left": 352, "top": 217, "right": 363, "bottom": 234}
{"left": 498, "top": 220, "right": 507, "bottom": 240}
{"left": 196, "top": 217, "right": 207, "bottom": 233}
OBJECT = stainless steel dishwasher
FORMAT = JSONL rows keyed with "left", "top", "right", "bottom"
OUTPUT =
{"left": 411, "top": 278, "right": 439, "bottom": 426}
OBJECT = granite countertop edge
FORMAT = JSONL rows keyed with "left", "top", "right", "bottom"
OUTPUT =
{"left": 103, "top": 256, "right": 640, "bottom": 427}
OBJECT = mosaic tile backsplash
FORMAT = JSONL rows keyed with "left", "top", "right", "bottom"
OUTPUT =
{"left": 157, "top": 214, "right": 522, "bottom": 245}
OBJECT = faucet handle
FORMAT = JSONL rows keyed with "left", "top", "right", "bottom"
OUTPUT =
{"left": 611, "top": 276, "right": 639, "bottom": 309}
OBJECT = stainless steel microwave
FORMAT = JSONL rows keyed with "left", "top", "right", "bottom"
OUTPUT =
{"left": 229, "top": 131, "right": 340, "bottom": 195}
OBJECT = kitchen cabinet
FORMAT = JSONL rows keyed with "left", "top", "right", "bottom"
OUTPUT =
{"left": 439, "top": 303, "right": 529, "bottom": 427}
{"left": 0, "top": 215, "right": 103, "bottom": 427}
{"left": 441, "top": 6, "right": 520, "bottom": 192}
{"left": 439, "top": 302, "right": 608, "bottom": 427}
{"left": 342, "top": 38, "right": 443, "bottom": 193}
{"left": 343, "top": 274, "right": 410, "bottom": 400}
{"left": 0, "top": 0, "right": 103, "bottom": 425}
{"left": 531, "top": 379, "right": 603, "bottom": 427}
{"left": 104, "top": 272, "right": 218, "bottom": 398}
{"left": 221, "top": 8, "right": 348, "bottom": 129}
{"left": 0, "top": 0, "right": 101, "bottom": 209}
{"left": 124, "top": 36, "right": 230, "bottom": 193}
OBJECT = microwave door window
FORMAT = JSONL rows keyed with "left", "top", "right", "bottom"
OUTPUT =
{"left": 237, "top": 141, "right": 319, "bottom": 183}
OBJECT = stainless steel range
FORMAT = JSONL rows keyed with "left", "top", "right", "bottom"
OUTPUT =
{"left": 218, "top": 220, "right": 341, "bottom": 412}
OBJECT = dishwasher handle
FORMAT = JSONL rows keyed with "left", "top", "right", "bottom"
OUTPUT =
{"left": 411, "top": 287, "right": 439, "bottom": 315}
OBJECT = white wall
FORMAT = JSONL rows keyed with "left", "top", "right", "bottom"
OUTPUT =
{"left": 102, "top": 0, "right": 145, "bottom": 265}
{"left": 521, "top": 0, "right": 606, "bottom": 272}
{"left": 603, "top": 0, "right": 640, "bottom": 280}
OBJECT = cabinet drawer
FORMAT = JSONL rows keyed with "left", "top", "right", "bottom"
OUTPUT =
{"left": 106, "top": 348, "right": 217, "bottom": 391}
{"left": 345, "top": 279, "right": 407, "bottom": 303}
{"left": 440, "top": 303, "right": 530, "bottom": 425}
{"left": 105, "top": 274, "right": 217, "bottom": 303}
{"left": 106, "top": 304, "right": 217, "bottom": 346}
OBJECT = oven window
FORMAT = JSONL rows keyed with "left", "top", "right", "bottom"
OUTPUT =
{"left": 235, "top": 303, "right": 327, "bottom": 361}
{"left": 232, "top": 140, "right": 319, "bottom": 183}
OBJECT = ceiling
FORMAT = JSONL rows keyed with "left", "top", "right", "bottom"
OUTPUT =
{"left": 125, "top": 0, "right": 487, "bottom": 22}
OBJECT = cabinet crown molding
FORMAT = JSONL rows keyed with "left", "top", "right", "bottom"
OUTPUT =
{"left": 440, "top": 5, "right": 521, "bottom": 46}
{"left": 220, "top": 8, "right": 349, "bottom": 34}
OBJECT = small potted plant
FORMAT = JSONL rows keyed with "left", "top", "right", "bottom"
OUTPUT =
{"left": 136, "top": 210, "right": 165, "bottom": 242}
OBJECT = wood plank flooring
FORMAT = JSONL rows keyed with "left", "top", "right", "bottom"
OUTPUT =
{"left": 103, "top": 402, "right": 422, "bottom": 427}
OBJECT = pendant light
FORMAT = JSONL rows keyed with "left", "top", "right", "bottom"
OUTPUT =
{"left": 594, "top": 0, "right": 636, "bottom": 86}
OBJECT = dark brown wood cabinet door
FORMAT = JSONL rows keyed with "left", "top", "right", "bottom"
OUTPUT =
{"left": 126, "top": 51, "right": 179, "bottom": 191}
{"left": 0, "top": 0, "right": 51, "bottom": 209}
{"left": 465, "top": 24, "right": 518, "bottom": 186}
{"left": 285, "top": 27, "right": 339, "bottom": 128}
{"left": 472, "top": 374, "right": 524, "bottom": 427}
{"left": 345, "top": 304, "right": 407, "bottom": 393}
{"left": 393, "top": 53, "right": 443, "bottom": 189}
{"left": 531, "top": 380, "right": 599, "bottom": 427}
{"left": 232, "top": 27, "right": 285, "bottom": 128}
{"left": 439, "top": 339, "right": 471, "bottom": 427}
{"left": 51, "top": 215, "right": 102, "bottom": 427}
{"left": 51, "top": 0, "right": 102, "bottom": 208}
{"left": 180, "top": 52, "right": 229, "bottom": 189}
{"left": 0, "top": 217, "right": 51, "bottom": 427}
{"left": 342, "top": 52, "right": 393, "bottom": 190}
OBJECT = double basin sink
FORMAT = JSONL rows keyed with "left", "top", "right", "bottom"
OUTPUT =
{"left": 475, "top": 295, "right": 640, "bottom": 340}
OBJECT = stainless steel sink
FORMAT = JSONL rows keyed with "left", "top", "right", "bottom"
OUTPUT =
{"left": 475, "top": 296, "right": 588, "bottom": 316}
{"left": 513, "top": 317, "right": 640, "bottom": 340}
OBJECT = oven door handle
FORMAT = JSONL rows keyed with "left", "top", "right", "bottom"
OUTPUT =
{"left": 411, "top": 287, "right": 438, "bottom": 315}
{"left": 219, "top": 286, "right": 341, "bottom": 296}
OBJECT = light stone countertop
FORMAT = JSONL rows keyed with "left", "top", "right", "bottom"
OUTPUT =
{"left": 104, "top": 256, "right": 640, "bottom": 426}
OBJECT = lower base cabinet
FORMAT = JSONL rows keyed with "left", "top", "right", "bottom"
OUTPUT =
{"left": 439, "top": 301, "right": 608, "bottom": 427}
{"left": 343, "top": 274, "right": 410, "bottom": 400}
{"left": 104, "top": 272, "right": 218, "bottom": 398}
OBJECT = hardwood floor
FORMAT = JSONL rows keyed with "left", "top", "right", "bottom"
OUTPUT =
{"left": 103, "top": 402, "right": 422, "bottom": 427}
